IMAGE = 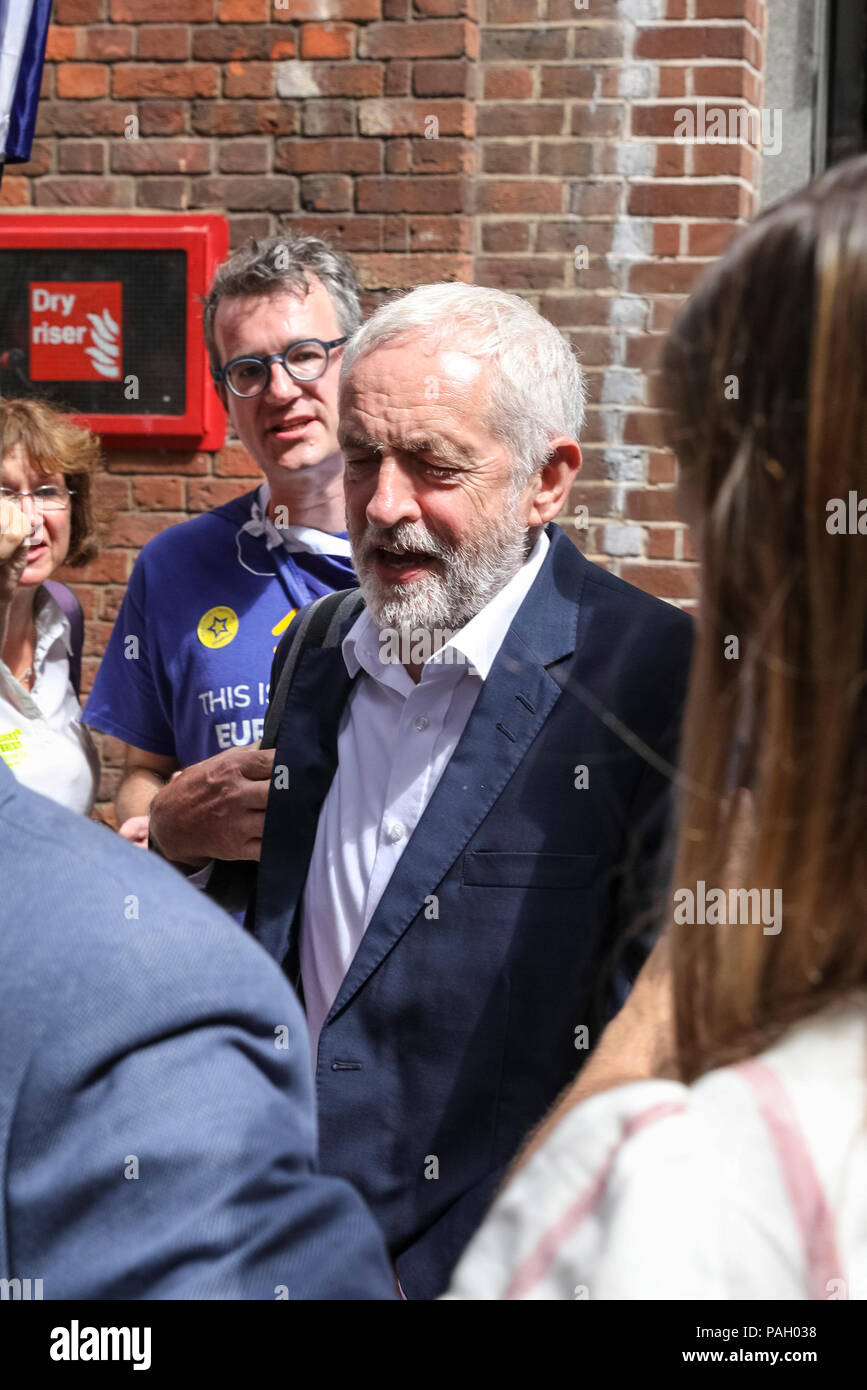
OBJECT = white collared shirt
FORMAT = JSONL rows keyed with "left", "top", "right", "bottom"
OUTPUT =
{"left": 0, "top": 586, "right": 100, "bottom": 815}
{"left": 299, "top": 528, "right": 550, "bottom": 1062}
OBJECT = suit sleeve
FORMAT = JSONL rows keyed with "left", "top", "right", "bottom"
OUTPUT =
{"left": 205, "top": 616, "right": 306, "bottom": 918}
{"left": 5, "top": 896, "right": 396, "bottom": 1300}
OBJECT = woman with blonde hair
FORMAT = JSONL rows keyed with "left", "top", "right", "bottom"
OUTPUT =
{"left": 0, "top": 398, "right": 101, "bottom": 814}
{"left": 446, "top": 153, "right": 867, "bottom": 1300}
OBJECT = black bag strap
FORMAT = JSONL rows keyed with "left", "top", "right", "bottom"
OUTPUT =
{"left": 43, "top": 580, "right": 83, "bottom": 698}
{"left": 261, "top": 587, "right": 365, "bottom": 750}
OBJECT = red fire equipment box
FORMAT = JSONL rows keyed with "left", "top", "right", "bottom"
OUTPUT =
{"left": 0, "top": 213, "right": 229, "bottom": 450}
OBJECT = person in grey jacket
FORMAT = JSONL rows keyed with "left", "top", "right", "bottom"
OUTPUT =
{"left": 0, "top": 757, "right": 395, "bottom": 1300}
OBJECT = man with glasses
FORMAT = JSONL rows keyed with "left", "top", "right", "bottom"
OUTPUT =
{"left": 84, "top": 236, "right": 361, "bottom": 868}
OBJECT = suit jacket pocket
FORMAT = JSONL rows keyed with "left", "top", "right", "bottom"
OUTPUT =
{"left": 461, "top": 851, "right": 599, "bottom": 890}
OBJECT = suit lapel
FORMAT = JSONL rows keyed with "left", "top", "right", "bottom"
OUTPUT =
{"left": 325, "top": 525, "right": 588, "bottom": 1024}
{"left": 253, "top": 641, "right": 356, "bottom": 965}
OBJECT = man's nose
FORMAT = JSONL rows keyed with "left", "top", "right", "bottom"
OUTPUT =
{"left": 365, "top": 457, "right": 422, "bottom": 528}
{"left": 262, "top": 359, "right": 304, "bottom": 404}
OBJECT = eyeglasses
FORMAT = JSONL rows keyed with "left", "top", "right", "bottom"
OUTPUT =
{"left": 0, "top": 485, "right": 76, "bottom": 511}
{"left": 212, "top": 337, "right": 348, "bottom": 399}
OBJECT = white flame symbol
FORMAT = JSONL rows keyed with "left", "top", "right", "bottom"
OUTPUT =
{"left": 85, "top": 308, "right": 120, "bottom": 379}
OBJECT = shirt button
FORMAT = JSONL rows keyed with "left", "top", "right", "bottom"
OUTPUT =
{"left": 414, "top": 715, "right": 429, "bottom": 731}
{"left": 388, "top": 822, "right": 406, "bottom": 844}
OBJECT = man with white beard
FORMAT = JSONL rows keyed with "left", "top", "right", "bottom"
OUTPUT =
{"left": 208, "top": 282, "right": 694, "bottom": 1299}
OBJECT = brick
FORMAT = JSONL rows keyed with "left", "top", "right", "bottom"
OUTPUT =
{"left": 301, "top": 102, "right": 355, "bottom": 136}
{"left": 135, "top": 26, "right": 190, "bottom": 61}
{"left": 475, "top": 257, "right": 565, "bottom": 290}
{"left": 112, "top": 65, "right": 219, "bottom": 99}
{"left": 695, "top": 0, "right": 761, "bottom": 22}
{"left": 487, "top": 0, "right": 538, "bottom": 18}
{"left": 413, "top": 58, "right": 473, "bottom": 96}
{"left": 538, "top": 142, "right": 594, "bottom": 176}
{"left": 192, "top": 24, "right": 296, "bottom": 60}
{"left": 219, "top": 139, "right": 271, "bottom": 173}
{"left": 132, "top": 477, "right": 185, "bottom": 510}
{"left": 84, "top": 26, "right": 133, "bottom": 60}
{"left": 385, "top": 0, "right": 409, "bottom": 15}
{"left": 648, "top": 451, "right": 677, "bottom": 484}
{"left": 275, "top": 138, "right": 381, "bottom": 174}
{"left": 218, "top": 0, "right": 269, "bottom": 17}
{"left": 224, "top": 63, "right": 274, "bottom": 98}
{"left": 476, "top": 179, "right": 562, "bottom": 214}
{"left": 629, "top": 181, "right": 750, "bottom": 219}
{"left": 309, "top": 62, "right": 384, "bottom": 97}
{"left": 0, "top": 177, "right": 31, "bottom": 206}
{"left": 657, "top": 67, "right": 687, "bottom": 97}
{"left": 187, "top": 478, "right": 253, "bottom": 511}
{"left": 138, "top": 101, "right": 188, "bottom": 136}
{"left": 228, "top": 214, "right": 272, "bottom": 244}
{"left": 111, "top": 0, "right": 214, "bottom": 16}
{"left": 692, "top": 144, "right": 758, "bottom": 180}
{"left": 137, "top": 178, "right": 188, "bottom": 210}
{"left": 536, "top": 222, "right": 614, "bottom": 256}
{"left": 55, "top": 0, "right": 105, "bottom": 19}
{"left": 58, "top": 140, "right": 105, "bottom": 173}
{"left": 359, "top": 97, "right": 473, "bottom": 136}
{"left": 109, "top": 510, "right": 187, "bottom": 547}
{"left": 414, "top": 0, "right": 477, "bottom": 12}
{"left": 191, "top": 100, "right": 296, "bottom": 136}
{"left": 385, "top": 59, "right": 412, "bottom": 95}
{"left": 408, "top": 215, "right": 471, "bottom": 251}
{"left": 629, "top": 260, "right": 704, "bottom": 295}
{"left": 573, "top": 24, "right": 623, "bottom": 59}
{"left": 480, "top": 221, "right": 530, "bottom": 253}
{"left": 481, "top": 30, "right": 566, "bottom": 61}
{"left": 539, "top": 66, "right": 595, "bottom": 100}
{"left": 571, "top": 103, "right": 625, "bottom": 138}
{"left": 408, "top": 137, "right": 473, "bottom": 173}
{"left": 57, "top": 549, "right": 131, "bottom": 584}
{"left": 647, "top": 526, "right": 677, "bottom": 559}
{"left": 636, "top": 25, "right": 756, "bottom": 64}
{"left": 300, "top": 173, "right": 354, "bottom": 211}
{"left": 483, "top": 67, "right": 533, "bottom": 101}
{"left": 482, "top": 143, "right": 531, "bottom": 175}
{"left": 300, "top": 23, "right": 354, "bottom": 60}
{"left": 385, "top": 141, "right": 410, "bottom": 172}
{"left": 565, "top": 482, "right": 616, "bottom": 519}
{"left": 477, "top": 104, "right": 564, "bottom": 137}
{"left": 621, "top": 563, "right": 698, "bottom": 600}
{"left": 107, "top": 449, "right": 211, "bottom": 475}
{"left": 274, "top": 0, "right": 379, "bottom": 15}
{"left": 214, "top": 442, "right": 261, "bottom": 477}
{"left": 687, "top": 221, "right": 738, "bottom": 256}
{"left": 623, "top": 412, "right": 670, "bottom": 450}
{"left": 190, "top": 174, "right": 297, "bottom": 210}
{"left": 565, "top": 330, "right": 619, "bottom": 368}
{"left": 34, "top": 177, "right": 134, "bottom": 207}
{"left": 567, "top": 180, "right": 622, "bottom": 216}
{"left": 353, "top": 251, "right": 472, "bottom": 288}
{"left": 357, "top": 175, "right": 464, "bottom": 212}
{"left": 56, "top": 64, "right": 108, "bottom": 99}
{"left": 692, "top": 65, "right": 761, "bottom": 100}
{"left": 111, "top": 139, "right": 212, "bottom": 174}
{"left": 360, "top": 20, "right": 477, "bottom": 60}
{"left": 45, "top": 27, "right": 79, "bottom": 60}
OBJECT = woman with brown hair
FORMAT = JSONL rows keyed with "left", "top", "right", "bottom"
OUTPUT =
{"left": 0, "top": 398, "right": 101, "bottom": 815}
{"left": 445, "top": 153, "right": 867, "bottom": 1300}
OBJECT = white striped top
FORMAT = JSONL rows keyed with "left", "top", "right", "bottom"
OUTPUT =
{"left": 444, "top": 996, "right": 867, "bottom": 1300}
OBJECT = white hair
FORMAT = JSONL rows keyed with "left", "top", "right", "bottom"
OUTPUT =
{"left": 340, "top": 282, "right": 587, "bottom": 485}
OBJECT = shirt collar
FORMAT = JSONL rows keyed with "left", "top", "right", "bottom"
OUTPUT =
{"left": 343, "top": 527, "right": 550, "bottom": 687}
{"left": 243, "top": 483, "right": 353, "bottom": 558}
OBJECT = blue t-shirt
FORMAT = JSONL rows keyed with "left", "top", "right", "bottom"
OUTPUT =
{"left": 84, "top": 487, "right": 357, "bottom": 766}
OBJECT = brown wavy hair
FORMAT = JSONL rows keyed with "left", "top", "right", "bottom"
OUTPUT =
{"left": 0, "top": 397, "right": 102, "bottom": 567}
{"left": 661, "top": 154, "right": 867, "bottom": 1083}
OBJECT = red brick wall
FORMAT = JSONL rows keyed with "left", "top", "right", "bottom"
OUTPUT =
{"left": 0, "top": 0, "right": 767, "bottom": 806}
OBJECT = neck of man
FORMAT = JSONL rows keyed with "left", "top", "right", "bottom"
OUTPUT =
{"left": 265, "top": 455, "right": 346, "bottom": 535}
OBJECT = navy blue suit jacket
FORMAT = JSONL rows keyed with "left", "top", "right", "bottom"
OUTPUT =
{"left": 216, "top": 523, "right": 694, "bottom": 1299}
{"left": 0, "top": 760, "right": 395, "bottom": 1299}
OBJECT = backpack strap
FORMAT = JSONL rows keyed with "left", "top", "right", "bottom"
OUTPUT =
{"left": 43, "top": 579, "right": 83, "bottom": 699}
{"left": 261, "top": 587, "right": 365, "bottom": 750}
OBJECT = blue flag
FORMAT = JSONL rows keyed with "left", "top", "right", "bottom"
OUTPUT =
{"left": 0, "top": 0, "right": 52, "bottom": 165}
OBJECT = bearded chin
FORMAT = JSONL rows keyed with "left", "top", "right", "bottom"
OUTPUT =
{"left": 355, "top": 497, "right": 531, "bottom": 633}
